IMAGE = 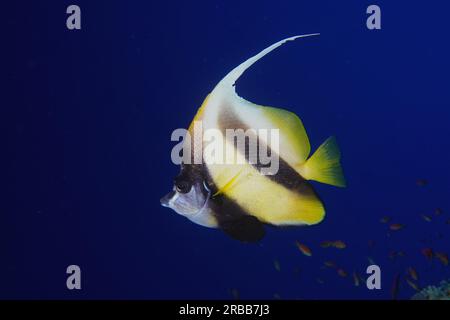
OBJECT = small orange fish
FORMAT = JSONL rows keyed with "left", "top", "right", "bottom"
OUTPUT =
{"left": 389, "top": 250, "right": 395, "bottom": 259}
{"left": 416, "top": 179, "right": 428, "bottom": 186}
{"left": 324, "top": 261, "right": 337, "bottom": 268}
{"left": 380, "top": 216, "right": 391, "bottom": 223}
{"left": 358, "top": 274, "right": 365, "bottom": 283}
{"left": 230, "top": 288, "right": 240, "bottom": 300}
{"left": 406, "top": 278, "right": 420, "bottom": 291}
{"left": 389, "top": 250, "right": 398, "bottom": 260}
{"left": 389, "top": 223, "right": 404, "bottom": 231}
{"left": 421, "top": 214, "right": 432, "bottom": 222}
{"left": 295, "top": 241, "right": 312, "bottom": 257}
{"left": 421, "top": 248, "right": 434, "bottom": 260}
{"left": 435, "top": 252, "right": 449, "bottom": 266}
{"left": 273, "top": 260, "right": 281, "bottom": 271}
{"left": 332, "top": 240, "right": 346, "bottom": 249}
{"left": 407, "top": 267, "right": 418, "bottom": 281}
{"left": 337, "top": 268, "right": 347, "bottom": 277}
{"left": 353, "top": 272, "right": 360, "bottom": 287}
{"left": 391, "top": 273, "right": 400, "bottom": 300}
{"left": 320, "top": 241, "right": 332, "bottom": 248}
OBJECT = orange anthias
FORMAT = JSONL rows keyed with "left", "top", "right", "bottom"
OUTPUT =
{"left": 332, "top": 240, "right": 347, "bottom": 249}
{"left": 421, "top": 248, "right": 434, "bottom": 260}
{"left": 435, "top": 252, "right": 449, "bottom": 266}
{"left": 407, "top": 267, "right": 418, "bottom": 281}
{"left": 295, "top": 241, "right": 312, "bottom": 257}
{"left": 337, "top": 268, "right": 347, "bottom": 277}
{"left": 389, "top": 223, "right": 404, "bottom": 231}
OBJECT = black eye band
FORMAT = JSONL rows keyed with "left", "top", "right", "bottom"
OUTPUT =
{"left": 175, "top": 180, "right": 191, "bottom": 193}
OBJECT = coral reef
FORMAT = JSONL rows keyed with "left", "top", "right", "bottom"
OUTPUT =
{"left": 412, "top": 279, "right": 450, "bottom": 300}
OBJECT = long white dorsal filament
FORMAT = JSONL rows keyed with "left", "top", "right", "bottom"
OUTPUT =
{"left": 216, "top": 33, "right": 320, "bottom": 92}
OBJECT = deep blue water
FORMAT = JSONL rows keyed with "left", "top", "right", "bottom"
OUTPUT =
{"left": 3, "top": 1, "right": 450, "bottom": 299}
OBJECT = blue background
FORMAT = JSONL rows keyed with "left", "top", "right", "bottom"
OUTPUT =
{"left": 4, "top": 0, "right": 450, "bottom": 299}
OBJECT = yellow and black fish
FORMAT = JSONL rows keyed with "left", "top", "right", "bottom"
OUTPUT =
{"left": 161, "top": 35, "right": 346, "bottom": 242}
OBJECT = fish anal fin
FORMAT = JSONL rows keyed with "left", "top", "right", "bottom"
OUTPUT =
{"left": 259, "top": 182, "right": 326, "bottom": 226}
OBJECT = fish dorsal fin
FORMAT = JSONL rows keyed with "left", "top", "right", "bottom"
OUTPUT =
{"left": 215, "top": 34, "right": 320, "bottom": 94}
{"left": 252, "top": 104, "right": 311, "bottom": 164}
{"left": 204, "top": 34, "right": 319, "bottom": 165}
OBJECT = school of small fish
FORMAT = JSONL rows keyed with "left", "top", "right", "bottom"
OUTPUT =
{"left": 248, "top": 178, "right": 449, "bottom": 300}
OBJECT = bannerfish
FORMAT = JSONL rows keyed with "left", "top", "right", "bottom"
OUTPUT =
{"left": 161, "top": 35, "right": 346, "bottom": 242}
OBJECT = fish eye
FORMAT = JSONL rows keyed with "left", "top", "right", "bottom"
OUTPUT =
{"left": 175, "top": 180, "right": 191, "bottom": 194}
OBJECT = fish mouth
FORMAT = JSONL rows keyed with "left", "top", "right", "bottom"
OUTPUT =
{"left": 160, "top": 191, "right": 176, "bottom": 208}
{"left": 160, "top": 181, "right": 211, "bottom": 215}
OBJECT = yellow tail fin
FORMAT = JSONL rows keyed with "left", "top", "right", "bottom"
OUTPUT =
{"left": 299, "top": 136, "right": 346, "bottom": 187}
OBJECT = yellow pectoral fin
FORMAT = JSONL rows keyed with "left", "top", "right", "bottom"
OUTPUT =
{"left": 213, "top": 169, "right": 243, "bottom": 198}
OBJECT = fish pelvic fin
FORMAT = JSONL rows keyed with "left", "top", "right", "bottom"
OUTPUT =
{"left": 298, "top": 136, "right": 346, "bottom": 187}
{"left": 215, "top": 34, "right": 320, "bottom": 93}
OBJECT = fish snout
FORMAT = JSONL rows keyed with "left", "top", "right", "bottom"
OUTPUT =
{"left": 160, "top": 191, "right": 176, "bottom": 207}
